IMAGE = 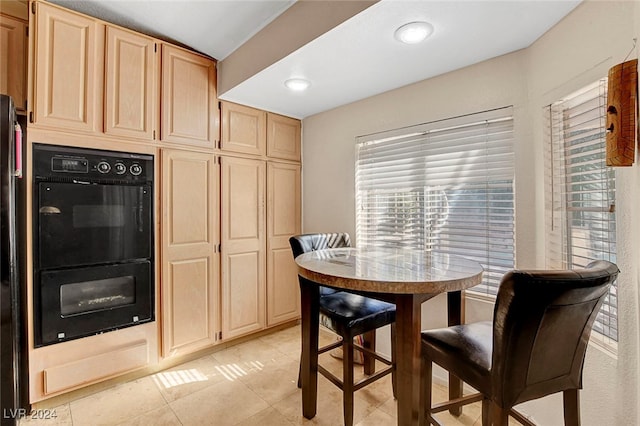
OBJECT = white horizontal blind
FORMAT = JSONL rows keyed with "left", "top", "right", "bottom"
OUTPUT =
{"left": 545, "top": 79, "right": 618, "bottom": 343}
{"left": 356, "top": 107, "right": 515, "bottom": 295}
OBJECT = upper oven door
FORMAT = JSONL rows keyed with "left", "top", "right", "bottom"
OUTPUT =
{"left": 37, "top": 181, "right": 152, "bottom": 269}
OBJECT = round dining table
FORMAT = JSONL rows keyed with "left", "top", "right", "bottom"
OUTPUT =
{"left": 294, "top": 247, "right": 484, "bottom": 425}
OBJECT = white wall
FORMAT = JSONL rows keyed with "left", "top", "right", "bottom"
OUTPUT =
{"left": 301, "top": 1, "right": 640, "bottom": 424}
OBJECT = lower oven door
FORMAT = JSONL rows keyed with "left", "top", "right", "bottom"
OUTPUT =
{"left": 35, "top": 260, "right": 153, "bottom": 347}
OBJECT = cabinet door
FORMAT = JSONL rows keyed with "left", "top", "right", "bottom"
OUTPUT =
{"left": 161, "top": 149, "right": 219, "bottom": 357}
{"left": 161, "top": 44, "right": 217, "bottom": 148}
{"left": 221, "top": 101, "right": 266, "bottom": 156}
{"left": 34, "top": 2, "right": 102, "bottom": 132}
{"left": 267, "top": 162, "right": 301, "bottom": 326}
{"left": 267, "top": 113, "right": 301, "bottom": 161}
{"left": 105, "top": 26, "right": 156, "bottom": 140}
{"left": 221, "top": 156, "right": 265, "bottom": 339}
{"left": 0, "top": 14, "right": 27, "bottom": 112}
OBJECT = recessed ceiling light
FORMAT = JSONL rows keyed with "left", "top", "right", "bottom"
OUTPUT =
{"left": 284, "top": 78, "right": 311, "bottom": 92}
{"left": 394, "top": 21, "right": 434, "bottom": 44}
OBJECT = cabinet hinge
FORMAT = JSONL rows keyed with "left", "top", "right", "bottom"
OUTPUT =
{"left": 153, "top": 130, "right": 156, "bottom": 140}
{"left": 29, "top": 111, "right": 34, "bottom": 123}
{"left": 31, "top": 2, "right": 36, "bottom": 14}
{"left": 218, "top": 101, "right": 221, "bottom": 109}
{"left": 154, "top": 43, "right": 157, "bottom": 53}
{"left": 217, "top": 243, "right": 221, "bottom": 252}
{"left": 218, "top": 331, "right": 222, "bottom": 340}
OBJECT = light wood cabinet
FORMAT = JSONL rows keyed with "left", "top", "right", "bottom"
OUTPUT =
{"left": 221, "top": 156, "right": 266, "bottom": 339}
{"left": 0, "top": 13, "right": 27, "bottom": 112}
{"left": 267, "top": 113, "right": 301, "bottom": 161}
{"left": 33, "top": 2, "right": 103, "bottom": 132}
{"left": 266, "top": 162, "right": 301, "bottom": 325}
{"left": 221, "top": 101, "right": 266, "bottom": 156}
{"left": 219, "top": 103, "right": 302, "bottom": 336}
{"left": 161, "top": 44, "right": 217, "bottom": 148}
{"left": 161, "top": 149, "right": 219, "bottom": 357}
{"left": 104, "top": 26, "right": 156, "bottom": 140}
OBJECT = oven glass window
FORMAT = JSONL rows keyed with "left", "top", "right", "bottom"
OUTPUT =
{"left": 73, "top": 205, "right": 126, "bottom": 228}
{"left": 37, "top": 182, "right": 151, "bottom": 268}
{"left": 60, "top": 276, "right": 136, "bottom": 316}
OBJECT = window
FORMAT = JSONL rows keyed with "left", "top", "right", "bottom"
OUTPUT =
{"left": 545, "top": 79, "right": 618, "bottom": 344}
{"left": 355, "top": 107, "right": 515, "bottom": 295}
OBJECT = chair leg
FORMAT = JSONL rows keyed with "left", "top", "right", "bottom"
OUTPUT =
{"left": 481, "top": 399, "right": 490, "bottom": 425}
{"left": 563, "top": 389, "right": 581, "bottom": 426}
{"left": 343, "top": 336, "right": 355, "bottom": 426}
{"left": 391, "top": 323, "right": 397, "bottom": 399}
{"left": 419, "top": 356, "right": 433, "bottom": 426}
{"left": 488, "top": 401, "right": 509, "bottom": 426}
{"left": 362, "top": 330, "right": 376, "bottom": 375}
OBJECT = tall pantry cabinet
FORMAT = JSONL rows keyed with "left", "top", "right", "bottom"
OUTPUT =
{"left": 161, "top": 149, "right": 219, "bottom": 356}
{"left": 158, "top": 45, "right": 219, "bottom": 356}
{"left": 220, "top": 101, "right": 301, "bottom": 339}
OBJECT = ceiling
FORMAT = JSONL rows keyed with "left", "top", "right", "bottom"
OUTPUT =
{"left": 51, "top": 0, "right": 582, "bottom": 119}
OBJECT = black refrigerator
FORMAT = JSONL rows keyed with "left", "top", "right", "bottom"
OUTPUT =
{"left": 0, "top": 94, "right": 29, "bottom": 424}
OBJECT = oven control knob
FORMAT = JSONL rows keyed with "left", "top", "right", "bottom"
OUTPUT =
{"left": 97, "top": 161, "right": 111, "bottom": 174}
{"left": 114, "top": 162, "right": 127, "bottom": 175}
{"left": 130, "top": 164, "right": 143, "bottom": 176}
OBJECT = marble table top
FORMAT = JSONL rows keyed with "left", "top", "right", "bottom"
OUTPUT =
{"left": 295, "top": 247, "right": 484, "bottom": 294}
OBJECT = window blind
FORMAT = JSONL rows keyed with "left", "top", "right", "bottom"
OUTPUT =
{"left": 545, "top": 79, "right": 618, "bottom": 344}
{"left": 356, "top": 107, "right": 515, "bottom": 295}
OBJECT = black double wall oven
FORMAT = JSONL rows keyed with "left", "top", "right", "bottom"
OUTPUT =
{"left": 33, "top": 144, "right": 154, "bottom": 347}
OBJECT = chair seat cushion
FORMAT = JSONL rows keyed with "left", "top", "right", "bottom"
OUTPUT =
{"left": 319, "top": 292, "right": 396, "bottom": 337}
{"left": 421, "top": 321, "right": 493, "bottom": 395}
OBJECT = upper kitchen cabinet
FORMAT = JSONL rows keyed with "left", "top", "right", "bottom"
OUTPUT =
{"left": 161, "top": 44, "right": 218, "bottom": 148}
{"left": 32, "top": 2, "right": 103, "bottom": 133}
{"left": 220, "top": 101, "right": 266, "bottom": 156}
{"left": 267, "top": 113, "right": 301, "bottom": 161}
{"left": 104, "top": 26, "right": 156, "bottom": 140}
{"left": 0, "top": 13, "right": 27, "bottom": 113}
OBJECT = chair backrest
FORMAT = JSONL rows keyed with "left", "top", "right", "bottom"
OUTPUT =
{"left": 289, "top": 233, "right": 351, "bottom": 296}
{"left": 289, "top": 233, "right": 351, "bottom": 258}
{"left": 491, "top": 260, "right": 619, "bottom": 408}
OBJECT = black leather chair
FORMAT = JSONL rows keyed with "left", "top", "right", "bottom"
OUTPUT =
{"left": 290, "top": 233, "right": 396, "bottom": 426}
{"left": 419, "top": 260, "right": 619, "bottom": 426}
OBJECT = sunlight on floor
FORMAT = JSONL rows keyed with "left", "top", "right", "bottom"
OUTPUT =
{"left": 152, "top": 368, "right": 208, "bottom": 389}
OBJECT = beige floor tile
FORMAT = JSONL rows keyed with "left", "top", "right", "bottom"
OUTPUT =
{"left": 377, "top": 397, "right": 397, "bottom": 419}
{"left": 212, "top": 337, "right": 291, "bottom": 367}
{"left": 21, "top": 325, "right": 513, "bottom": 425}
{"left": 17, "top": 404, "right": 72, "bottom": 426}
{"left": 169, "top": 378, "right": 269, "bottom": 425}
{"left": 150, "top": 353, "right": 228, "bottom": 403}
{"left": 237, "top": 356, "right": 300, "bottom": 405}
{"left": 69, "top": 376, "right": 167, "bottom": 425}
{"left": 271, "top": 373, "right": 377, "bottom": 426}
{"left": 116, "top": 405, "right": 180, "bottom": 426}
{"left": 235, "top": 407, "right": 297, "bottom": 426}
{"left": 355, "top": 407, "right": 395, "bottom": 425}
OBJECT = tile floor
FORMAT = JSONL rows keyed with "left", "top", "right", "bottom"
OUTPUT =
{"left": 19, "top": 325, "right": 490, "bottom": 426}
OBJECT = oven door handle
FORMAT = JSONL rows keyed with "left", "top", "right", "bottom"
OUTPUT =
{"left": 39, "top": 206, "right": 61, "bottom": 214}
